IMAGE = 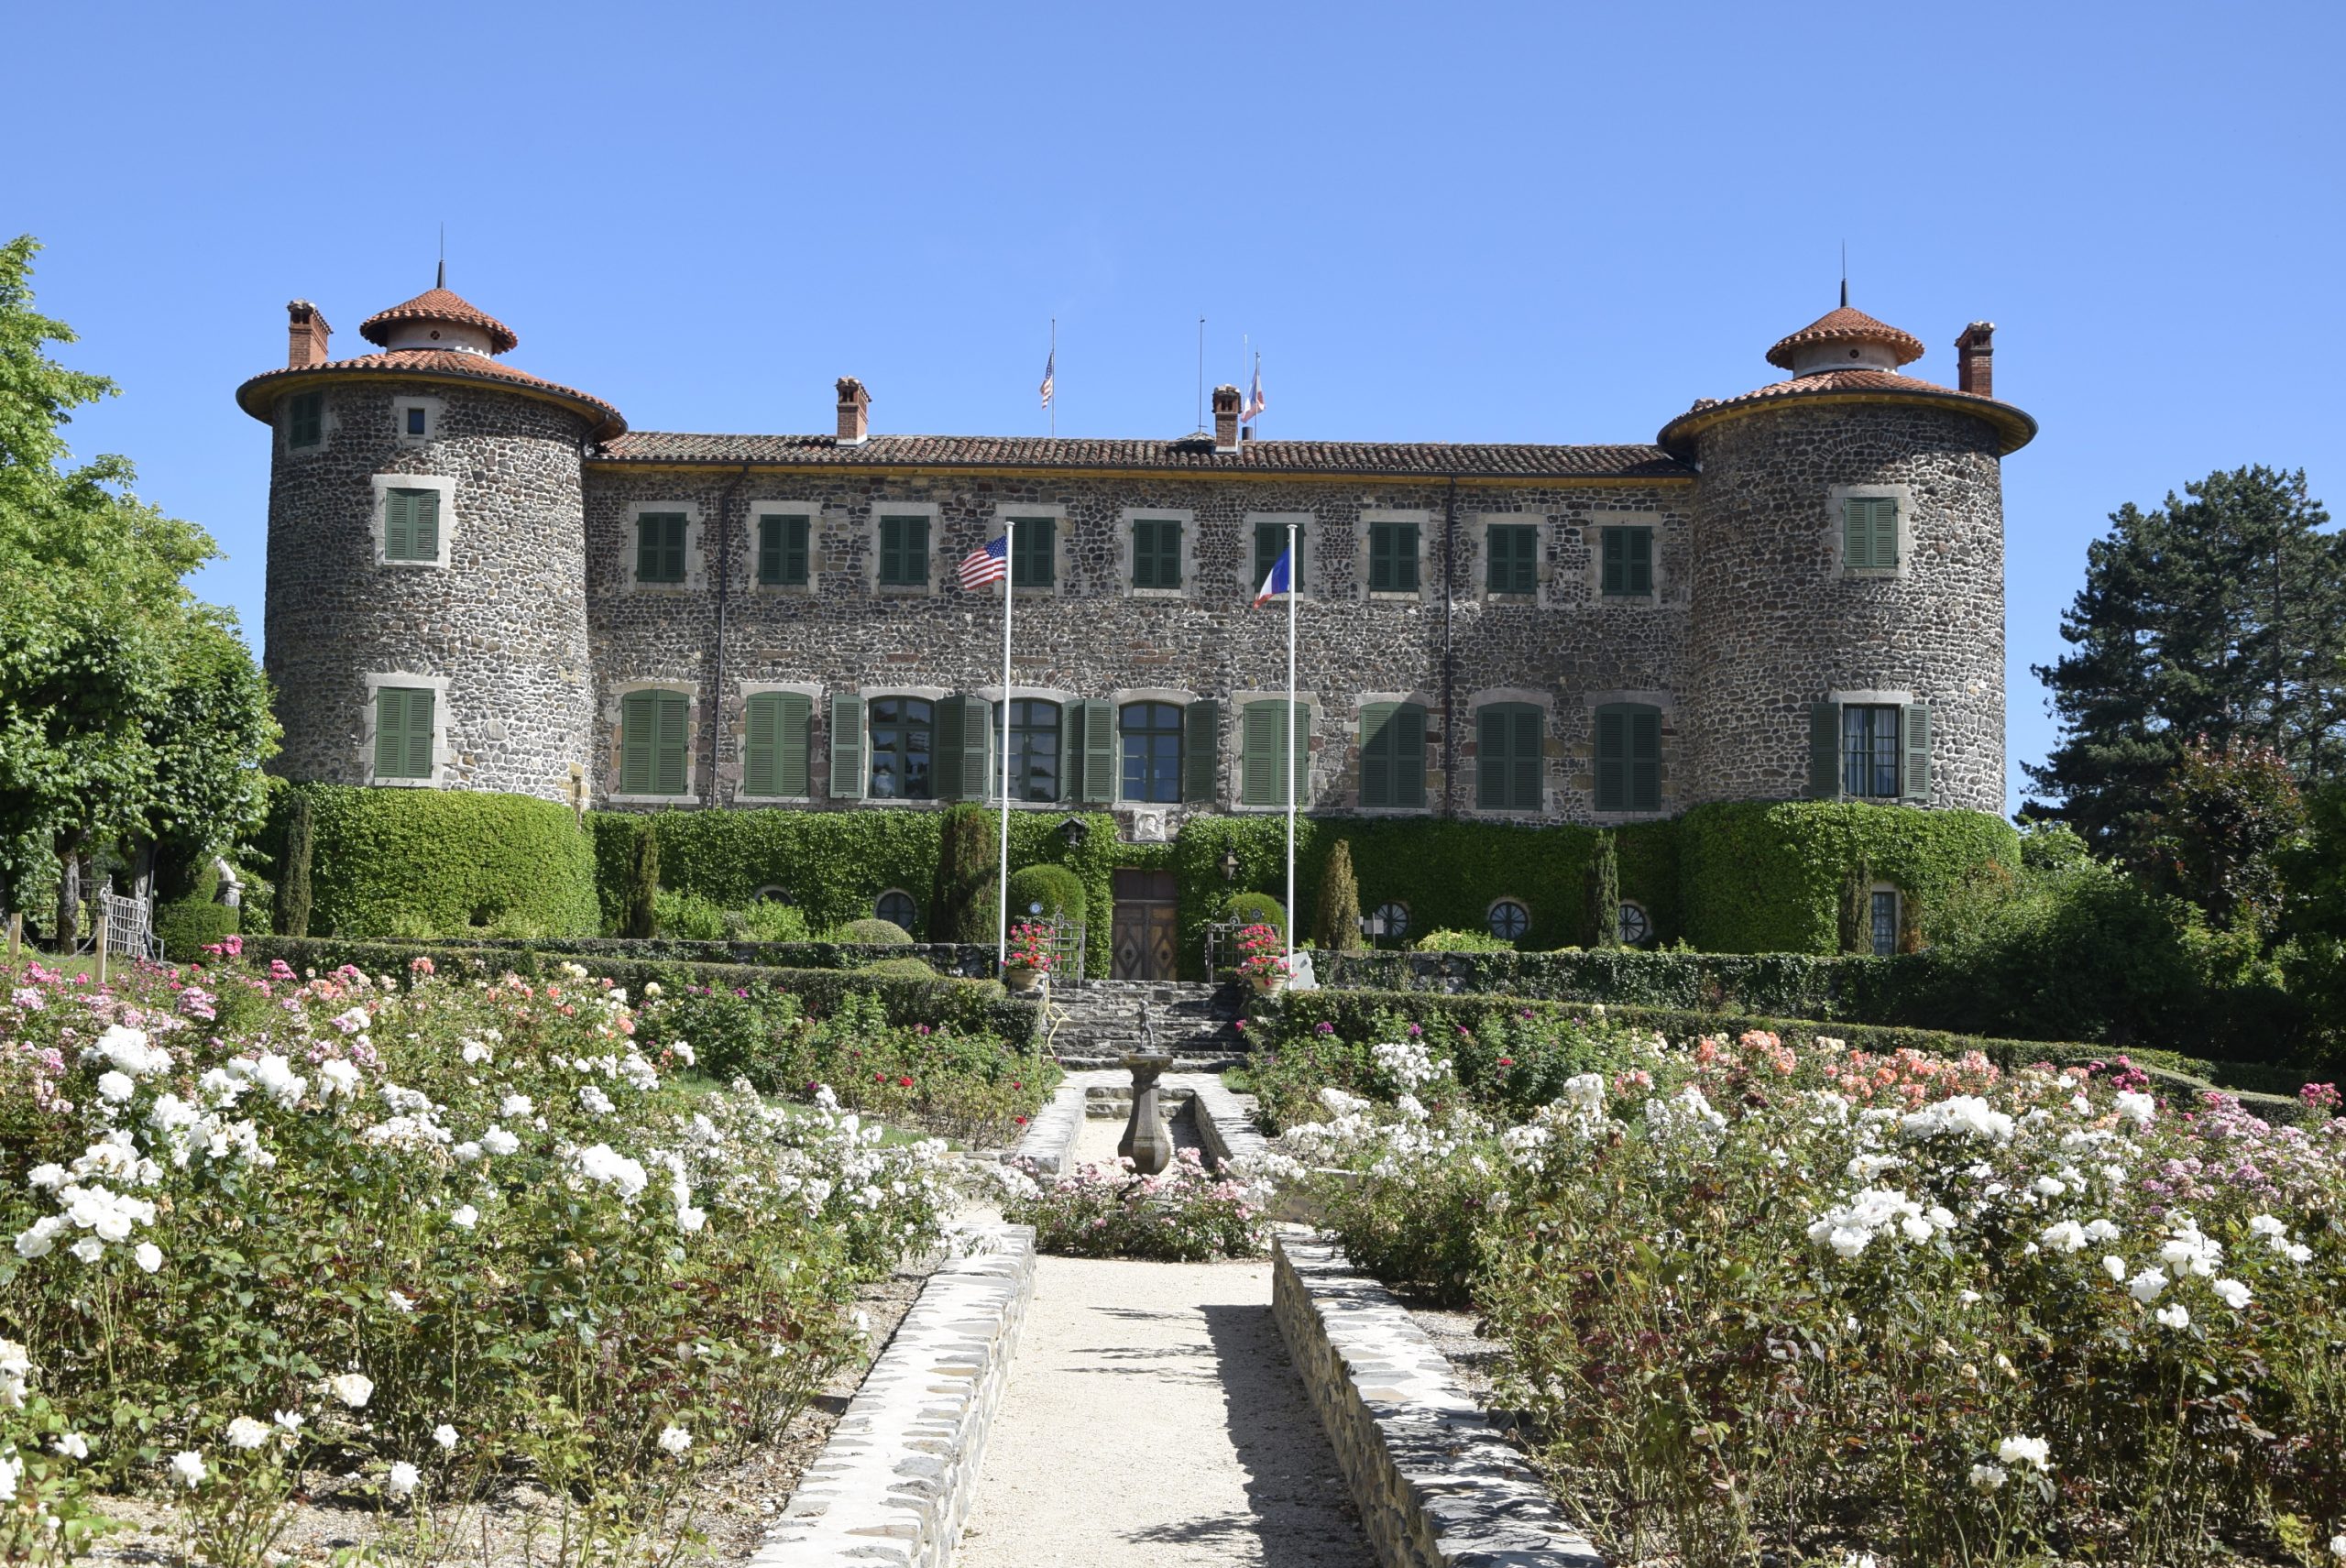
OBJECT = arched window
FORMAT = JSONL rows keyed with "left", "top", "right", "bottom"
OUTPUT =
{"left": 992, "top": 698, "right": 1062, "bottom": 802}
{"left": 1120, "top": 702, "right": 1183, "bottom": 803}
{"left": 867, "top": 697, "right": 934, "bottom": 799}
{"left": 874, "top": 890, "right": 917, "bottom": 930}
{"left": 1487, "top": 898, "right": 1529, "bottom": 943}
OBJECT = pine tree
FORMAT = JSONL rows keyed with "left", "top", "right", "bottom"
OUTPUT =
{"left": 1585, "top": 830, "right": 1620, "bottom": 948}
{"left": 1315, "top": 839, "right": 1363, "bottom": 951}
{"left": 2027, "top": 466, "right": 2346, "bottom": 855}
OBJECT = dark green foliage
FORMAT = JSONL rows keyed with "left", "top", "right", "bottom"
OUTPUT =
{"left": 278, "top": 789, "right": 312, "bottom": 938}
{"left": 2027, "top": 466, "right": 2346, "bottom": 853}
{"left": 153, "top": 896, "right": 237, "bottom": 960}
{"left": 1224, "top": 891, "right": 1286, "bottom": 934}
{"left": 2135, "top": 737, "right": 2306, "bottom": 932}
{"left": 929, "top": 804, "right": 997, "bottom": 943}
{"left": 838, "top": 918, "right": 913, "bottom": 945}
{"left": 623, "top": 818, "right": 660, "bottom": 938}
{"left": 242, "top": 935, "right": 1037, "bottom": 1047}
{"left": 1315, "top": 839, "right": 1362, "bottom": 951}
{"left": 258, "top": 785, "right": 598, "bottom": 939}
{"left": 1838, "top": 858, "right": 1873, "bottom": 954}
{"left": 1585, "top": 830, "right": 1620, "bottom": 948}
{"left": 1004, "top": 863, "right": 1085, "bottom": 921}
{"left": 857, "top": 955, "right": 943, "bottom": 979}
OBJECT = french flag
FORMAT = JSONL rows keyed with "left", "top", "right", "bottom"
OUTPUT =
{"left": 1253, "top": 547, "right": 1292, "bottom": 608}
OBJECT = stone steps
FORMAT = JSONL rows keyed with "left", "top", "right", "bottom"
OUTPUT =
{"left": 1042, "top": 978, "right": 1251, "bottom": 1071}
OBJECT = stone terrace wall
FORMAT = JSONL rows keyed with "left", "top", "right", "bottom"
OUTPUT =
{"left": 579, "top": 466, "right": 1693, "bottom": 824}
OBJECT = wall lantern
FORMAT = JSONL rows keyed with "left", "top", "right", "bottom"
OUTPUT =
{"left": 1219, "top": 849, "right": 1241, "bottom": 883}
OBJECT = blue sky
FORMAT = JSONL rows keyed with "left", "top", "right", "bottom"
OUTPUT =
{"left": 14, "top": 1, "right": 2341, "bottom": 814}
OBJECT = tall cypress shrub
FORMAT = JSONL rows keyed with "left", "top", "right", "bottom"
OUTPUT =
{"left": 1316, "top": 839, "right": 1363, "bottom": 951}
{"left": 930, "top": 804, "right": 998, "bottom": 944}
{"left": 1838, "top": 859, "right": 1873, "bottom": 955}
{"left": 623, "top": 818, "right": 661, "bottom": 938}
{"left": 280, "top": 791, "right": 313, "bottom": 938}
{"left": 1585, "top": 829, "right": 1621, "bottom": 948}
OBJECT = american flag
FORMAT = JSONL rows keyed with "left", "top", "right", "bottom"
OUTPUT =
{"left": 959, "top": 534, "right": 1009, "bottom": 591}
{"left": 1038, "top": 345, "right": 1055, "bottom": 410}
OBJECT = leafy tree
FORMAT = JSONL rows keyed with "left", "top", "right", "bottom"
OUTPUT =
{"left": 1314, "top": 839, "right": 1362, "bottom": 951}
{"left": 2027, "top": 466, "right": 2345, "bottom": 854}
{"left": 2136, "top": 737, "right": 2305, "bottom": 933}
{"left": 0, "top": 236, "right": 278, "bottom": 922}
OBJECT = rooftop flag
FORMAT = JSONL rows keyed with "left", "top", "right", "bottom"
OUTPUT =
{"left": 959, "top": 534, "right": 1009, "bottom": 591}
{"left": 1252, "top": 545, "right": 1292, "bottom": 608}
{"left": 1039, "top": 345, "right": 1055, "bottom": 410}
{"left": 1241, "top": 355, "right": 1266, "bottom": 424}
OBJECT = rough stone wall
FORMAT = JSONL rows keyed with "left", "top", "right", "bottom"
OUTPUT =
{"left": 264, "top": 379, "right": 595, "bottom": 802}
{"left": 581, "top": 467, "right": 1694, "bottom": 824}
{"left": 1683, "top": 402, "right": 2006, "bottom": 812}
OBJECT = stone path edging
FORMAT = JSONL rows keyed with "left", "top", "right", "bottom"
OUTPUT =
{"left": 1006, "top": 1070, "right": 1269, "bottom": 1175}
{"left": 759, "top": 1223, "right": 1037, "bottom": 1568}
{"left": 1273, "top": 1234, "right": 1606, "bottom": 1568}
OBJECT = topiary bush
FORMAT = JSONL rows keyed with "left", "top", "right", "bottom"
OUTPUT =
{"left": 1315, "top": 839, "right": 1363, "bottom": 951}
{"left": 1224, "top": 891, "right": 1286, "bottom": 935}
{"left": 1415, "top": 927, "right": 1514, "bottom": 952}
{"left": 154, "top": 897, "right": 238, "bottom": 961}
{"left": 1004, "top": 862, "right": 1086, "bottom": 922}
{"left": 1584, "top": 829, "right": 1620, "bottom": 948}
{"left": 857, "top": 955, "right": 944, "bottom": 980}
{"left": 838, "top": 917, "right": 913, "bottom": 946}
{"left": 263, "top": 784, "right": 600, "bottom": 939}
{"left": 278, "top": 789, "right": 313, "bottom": 937}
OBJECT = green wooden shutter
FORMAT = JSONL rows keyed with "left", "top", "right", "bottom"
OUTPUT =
{"left": 1595, "top": 707, "right": 1626, "bottom": 811}
{"left": 1158, "top": 521, "right": 1182, "bottom": 587}
{"left": 773, "top": 693, "right": 809, "bottom": 795}
{"left": 1183, "top": 699, "right": 1219, "bottom": 804}
{"left": 784, "top": 518, "right": 809, "bottom": 584}
{"left": 653, "top": 691, "right": 689, "bottom": 795}
{"left": 1487, "top": 525, "right": 1534, "bottom": 594}
{"left": 1845, "top": 499, "right": 1897, "bottom": 570}
{"left": 1060, "top": 702, "right": 1085, "bottom": 803}
{"left": 288, "top": 392, "right": 322, "bottom": 448}
{"left": 959, "top": 696, "right": 992, "bottom": 800}
{"left": 1809, "top": 701, "right": 1844, "bottom": 799}
{"left": 1875, "top": 501, "right": 1899, "bottom": 567}
{"left": 636, "top": 518, "right": 661, "bottom": 581}
{"left": 410, "top": 490, "right": 440, "bottom": 562}
{"left": 620, "top": 691, "right": 655, "bottom": 795}
{"left": 744, "top": 694, "right": 779, "bottom": 796}
{"left": 1627, "top": 527, "right": 1651, "bottom": 594}
{"left": 1243, "top": 701, "right": 1305, "bottom": 806}
{"left": 1475, "top": 707, "right": 1507, "bottom": 808}
{"left": 663, "top": 517, "right": 686, "bottom": 583}
{"left": 757, "top": 518, "right": 784, "bottom": 585}
{"left": 933, "top": 697, "right": 965, "bottom": 799}
{"left": 1012, "top": 519, "right": 1054, "bottom": 587}
{"left": 1510, "top": 707, "right": 1541, "bottom": 811}
{"left": 1080, "top": 697, "right": 1114, "bottom": 803}
{"left": 403, "top": 689, "right": 433, "bottom": 780}
{"left": 384, "top": 490, "right": 411, "bottom": 560}
{"left": 1359, "top": 703, "right": 1396, "bottom": 807}
{"left": 1902, "top": 703, "right": 1932, "bottom": 803}
{"left": 375, "top": 688, "right": 406, "bottom": 778}
{"left": 1629, "top": 707, "right": 1661, "bottom": 811}
{"left": 1392, "top": 703, "right": 1426, "bottom": 807}
{"left": 828, "top": 695, "right": 865, "bottom": 799}
{"left": 1601, "top": 528, "right": 1625, "bottom": 594}
{"left": 906, "top": 518, "right": 929, "bottom": 585}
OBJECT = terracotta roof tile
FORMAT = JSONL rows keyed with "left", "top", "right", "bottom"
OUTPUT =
{"left": 1657, "top": 368, "right": 2035, "bottom": 457}
{"left": 1765, "top": 305, "right": 1925, "bottom": 368}
{"left": 358, "top": 288, "right": 521, "bottom": 354}
{"left": 591, "top": 432, "right": 1687, "bottom": 480}
{"left": 235, "top": 350, "right": 625, "bottom": 439}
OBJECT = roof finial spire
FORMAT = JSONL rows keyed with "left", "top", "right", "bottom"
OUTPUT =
{"left": 437, "top": 223, "right": 444, "bottom": 290}
{"left": 1839, "top": 240, "right": 1847, "bottom": 308}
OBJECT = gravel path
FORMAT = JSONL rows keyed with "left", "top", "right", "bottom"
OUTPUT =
{"left": 954, "top": 1254, "right": 1371, "bottom": 1568}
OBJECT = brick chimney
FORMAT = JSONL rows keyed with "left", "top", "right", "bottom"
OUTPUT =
{"left": 1211, "top": 383, "right": 1242, "bottom": 452}
{"left": 835, "top": 376, "right": 870, "bottom": 445}
{"left": 286, "top": 301, "right": 333, "bottom": 368}
{"left": 1955, "top": 322, "right": 1995, "bottom": 398}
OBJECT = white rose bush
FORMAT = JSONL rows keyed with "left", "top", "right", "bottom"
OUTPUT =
{"left": 1, "top": 954, "right": 954, "bottom": 1563}
{"left": 1258, "top": 1021, "right": 2346, "bottom": 1566}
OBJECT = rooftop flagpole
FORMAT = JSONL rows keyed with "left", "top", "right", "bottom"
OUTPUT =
{"left": 997, "top": 518, "right": 1014, "bottom": 974}
{"left": 1285, "top": 521, "right": 1298, "bottom": 980}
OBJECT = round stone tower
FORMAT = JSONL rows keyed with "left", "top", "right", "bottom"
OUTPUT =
{"left": 236, "top": 279, "right": 625, "bottom": 804}
{"left": 1662, "top": 302, "right": 2036, "bottom": 814}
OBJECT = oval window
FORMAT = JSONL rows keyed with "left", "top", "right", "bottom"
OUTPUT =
{"left": 1372, "top": 901, "right": 1410, "bottom": 942}
{"left": 874, "top": 890, "right": 916, "bottom": 930}
{"left": 1618, "top": 901, "right": 1651, "bottom": 946}
{"left": 1486, "top": 899, "right": 1529, "bottom": 942}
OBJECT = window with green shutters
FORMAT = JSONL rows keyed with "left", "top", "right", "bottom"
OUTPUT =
{"left": 756, "top": 515, "right": 809, "bottom": 587}
{"left": 1485, "top": 524, "right": 1538, "bottom": 595}
{"left": 372, "top": 686, "right": 434, "bottom": 781}
{"left": 1120, "top": 701, "right": 1183, "bottom": 801}
{"left": 1474, "top": 702, "right": 1544, "bottom": 812}
{"left": 619, "top": 689, "right": 691, "bottom": 796}
{"left": 635, "top": 513, "right": 688, "bottom": 584}
{"left": 384, "top": 488, "right": 442, "bottom": 563}
{"left": 1240, "top": 699, "right": 1311, "bottom": 806}
{"left": 1809, "top": 699, "right": 1931, "bottom": 803}
{"left": 1843, "top": 497, "right": 1899, "bottom": 571}
{"left": 1600, "top": 525, "right": 1653, "bottom": 596}
{"left": 1010, "top": 518, "right": 1055, "bottom": 588}
{"left": 741, "top": 692, "right": 811, "bottom": 797}
{"left": 1594, "top": 702, "right": 1661, "bottom": 812}
{"left": 1369, "top": 521, "right": 1420, "bottom": 593}
{"left": 878, "top": 516, "right": 929, "bottom": 587}
{"left": 1132, "top": 519, "right": 1183, "bottom": 590}
{"left": 1358, "top": 702, "right": 1427, "bottom": 809}
{"left": 1253, "top": 521, "right": 1300, "bottom": 598}
{"left": 288, "top": 391, "right": 323, "bottom": 449}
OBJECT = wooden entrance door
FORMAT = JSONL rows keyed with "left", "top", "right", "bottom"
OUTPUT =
{"left": 1112, "top": 869, "right": 1178, "bottom": 981}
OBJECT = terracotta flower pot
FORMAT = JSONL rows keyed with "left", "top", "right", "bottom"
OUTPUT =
{"left": 1003, "top": 964, "right": 1043, "bottom": 994}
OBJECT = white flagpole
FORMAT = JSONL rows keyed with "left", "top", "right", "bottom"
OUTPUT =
{"left": 1285, "top": 521, "right": 1298, "bottom": 978}
{"left": 997, "top": 520, "right": 1014, "bottom": 974}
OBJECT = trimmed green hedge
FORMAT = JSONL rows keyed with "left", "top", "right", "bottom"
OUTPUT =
{"left": 241, "top": 936, "right": 1039, "bottom": 1047}
{"left": 259, "top": 784, "right": 600, "bottom": 939}
{"left": 1260, "top": 987, "right": 2318, "bottom": 1116}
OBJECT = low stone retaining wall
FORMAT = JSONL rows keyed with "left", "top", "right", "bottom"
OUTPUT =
{"left": 760, "top": 1224, "right": 1037, "bottom": 1568}
{"left": 1008, "top": 1069, "right": 1268, "bottom": 1175}
{"left": 1273, "top": 1234, "right": 1605, "bottom": 1568}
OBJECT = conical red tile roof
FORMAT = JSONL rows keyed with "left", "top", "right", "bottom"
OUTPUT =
{"left": 1765, "top": 305, "right": 1924, "bottom": 369}
{"left": 359, "top": 286, "right": 520, "bottom": 354}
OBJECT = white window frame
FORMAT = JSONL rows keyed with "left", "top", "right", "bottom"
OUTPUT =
{"left": 393, "top": 394, "right": 444, "bottom": 447}
{"left": 870, "top": 501, "right": 944, "bottom": 598}
{"left": 1119, "top": 507, "right": 1198, "bottom": 599}
{"left": 368, "top": 473, "right": 455, "bottom": 570}
{"left": 746, "top": 501, "right": 824, "bottom": 597}
{"left": 1357, "top": 509, "right": 1433, "bottom": 603}
{"left": 1828, "top": 483, "right": 1915, "bottom": 579}
{"left": 1473, "top": 513, "right": 1549, "bottom": 606}
{"left": 359, "top": 671, "right": 451, "bottom": 788}
{"left": 623, "top": 500, "right": 707, "bottom": 594}
{"left": 1584, "top": 511, "right": 1666, "bottom": 605}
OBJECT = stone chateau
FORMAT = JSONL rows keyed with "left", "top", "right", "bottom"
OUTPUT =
{"left": 238, "top": 279, "right": 2035, "bottom": 849}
